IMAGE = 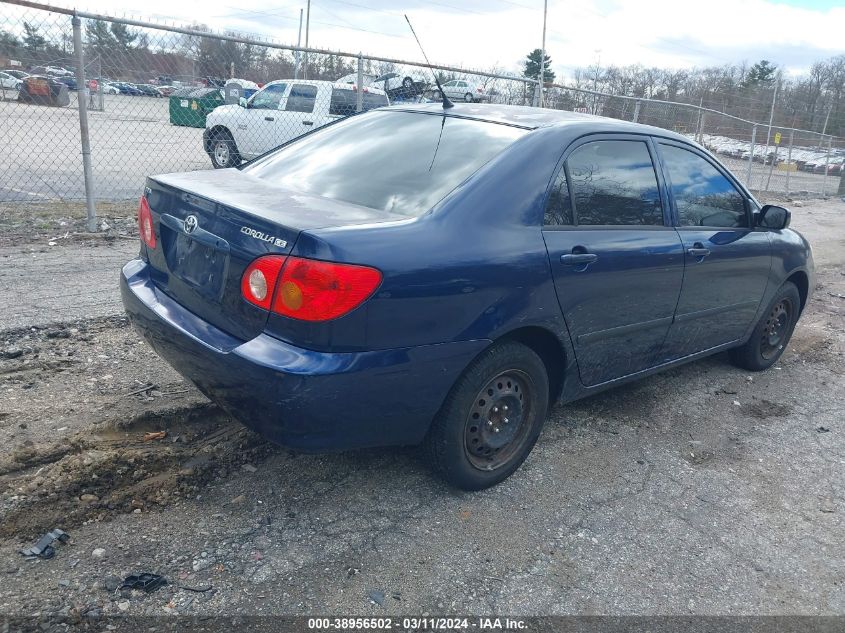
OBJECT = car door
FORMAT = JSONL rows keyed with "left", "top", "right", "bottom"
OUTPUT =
{"left": 235, "top": 83, "right": 288, "bottom": 158}
{"left": 441, "top": 80, "right": 457, "bottom": 99}
{"left": 542, "top": 136, "right": 686, "bottom": 386}
{"left": 656, "top": 140, "right": 772, "bottom": 359}
{"left": 279, "top": 83, "right": 324, "bottom": 143}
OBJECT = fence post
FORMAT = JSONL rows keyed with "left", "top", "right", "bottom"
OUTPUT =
{"left": 747, "top": 124, "right": 757, "bottom": 187}
{"left": 785, "top": 129, "right": 794, "bottom": 195}
{"left": 356, "top": 53, "right": 363, "bottom": 113}
{"left": 822, "top": 135, "right": 832, "bottom": 197}
{"left": 72, "top": 13, "right": 97, "bottom": 233}
{"left": 696, "top": 111, "right": 706, "bottom": 144}
{"left": 632, "top": 100, "right": 641, "bottom": 123}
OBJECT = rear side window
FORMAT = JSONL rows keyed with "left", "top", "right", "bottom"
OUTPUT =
{"left": 285, "top": 84, "right": 317, "bottom": 113}
{"left": 567, "top": 140, "right": 663, "bottom": 226}
{"left": 246, "top": 110, "right": 527, "bottom": 216}
{"left": 660, "top": 144, "right": 748, "bottom": 228}
{"left": 544, "top": 168, "right": 573, "bottom": 226}
{"left": 329, "top": 89, "right": 388, "bottom": 116}
{"left": 250, "top": 83, "right": 286, "bottom": 110}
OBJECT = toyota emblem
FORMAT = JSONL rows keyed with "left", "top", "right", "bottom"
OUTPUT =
{"left": 184, "top": 215, "right": 199, "bottom": 234}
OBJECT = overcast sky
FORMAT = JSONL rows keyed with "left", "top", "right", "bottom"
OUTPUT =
{"left": 23, "top": 0, "right": 845, "bottom": 78}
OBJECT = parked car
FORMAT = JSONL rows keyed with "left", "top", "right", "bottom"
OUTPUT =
{"left": 55, "top": 75, "right": 78, "bottom": 90}
{"left": 370, "top": 71, "right": 427, "bottom": 100}
{"left": 99, "top": 81, "right": 121, "bottom": 95}
{"left": 156, "top": 85, "right": 177, "bottom": 97}
{"left": 335, "top": 72, "right": 377, "bottom": 87}
{"left": 440, "top": 79, "right": 490, "bottom": 103}
{"left": 112, "top": 82, "right": 143, "bottom": 96}
{"left": 2, "top": 69, "right": 29, "bottom": 80}
{"left": 0, "top": 71, "right": 23, "bottom": 90}
{"left": 123, "top": 104, "right": 814, "bottom": 490}
{"left": 30, "top": 65, "right": 73, "bottom": 77}
{"left": 136, "top": 83, "right": 163, "bottom": 97}
{"left": 203, "top": 80, "right": 389, "bottom": 168}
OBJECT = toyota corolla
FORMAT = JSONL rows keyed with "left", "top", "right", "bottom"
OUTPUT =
{"left": 121, "top": 104, "right": 813, "bottom": 490}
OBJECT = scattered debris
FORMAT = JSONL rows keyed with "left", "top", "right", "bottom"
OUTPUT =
{"left": 121, "top": 383, "right": 158, "bottom": 398}
{"left": 241, "top": 464, "right": 258, "bottom": 473}
{"left": 91, "top": 548, "right": 106, "bottom": 559}
{"left": 733, "top": 400, "right": 741, "bottom": 407}
{"left": 119, "top": 573, "right": 167, "bottom": 593}
{"left": 178, "top": 584, "right": 214, "bottom": 593}
{"left": 103, "top": 575, "right": 122, "bottom": 592}
{"left": 367, "top": 589, "right": 386, "bottom": 606}
{"left": 19, "top": 529, "right": 70, "bottom": 560}
{"left": 79, "top": 494, "right": 99, "bottom": 503}
{"left": 817, "top": 426, "right": 831, "bottom": 433}
{"left": 143, "top": 431, "right": 167, "bottom": 442}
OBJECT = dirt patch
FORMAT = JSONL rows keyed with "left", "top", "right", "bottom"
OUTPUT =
{"left": 0, "top": 402, "right": 278, "bottom": 539}
{"left": 745, "top": 399, "right": 794, "bottom": 420}
{"left": 0, "top": 201, "right": 137, "bottom": 247}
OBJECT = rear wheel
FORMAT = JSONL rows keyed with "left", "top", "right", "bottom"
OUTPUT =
{"left": 729, "top": 281, "right": 800, "bottom": 371}
{"left": 210, "top": 130, "right": 240, "bottom": 169}
{"left": 464, "top": 92, "right": 474, "bottom": 103}
{"left": 425, "top": 341, "right": 549, "bottom": 490}
{"left": 402, "top": 77, "right": 414, "bottom": 90}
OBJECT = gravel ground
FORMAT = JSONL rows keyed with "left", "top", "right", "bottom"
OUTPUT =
{"left": 0, "top": 197, "right": 843, "bottom": 617}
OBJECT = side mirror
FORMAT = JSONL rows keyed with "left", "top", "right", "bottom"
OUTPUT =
{"left": 758, "top": 204, "right": 791, "bottom": 230}
{"left": 239, "top": 97, "right": 248, "bottom": 107}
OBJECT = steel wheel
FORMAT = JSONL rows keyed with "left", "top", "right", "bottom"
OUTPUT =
{"left": 213, "top": 140, "right": 230, "bottom": 168}
{"left": 402, "top": 77, "right": 414, "bottom": 89}
{"left": 760, "top": 298, "right": 793, "bottom": 360}
{"left": 464, "top": 369, "right": 534, "bottom": 471}
{"left": 464, "top": 92, "right": 474, "bottom": 103}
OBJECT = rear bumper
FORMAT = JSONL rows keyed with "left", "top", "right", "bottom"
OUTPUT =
{"left": 120, "top": 259, "right": 488, "bottom": 452}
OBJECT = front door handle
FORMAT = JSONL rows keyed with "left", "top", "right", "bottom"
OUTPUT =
{"left": 687, "top": 242, "right": 711, "bottom": 258}
{"left": 302, "top": 120, "right": 314, "bottom": 126}
{"left": 560, "top": 253, "right": 598, "bottom": 265}
{"left": 264, "top": 116, "right": 275, "bottom": 121}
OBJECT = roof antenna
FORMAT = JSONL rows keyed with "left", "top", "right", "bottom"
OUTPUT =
{"left": 404, "top": 14, "right": 454, "bottom": 109}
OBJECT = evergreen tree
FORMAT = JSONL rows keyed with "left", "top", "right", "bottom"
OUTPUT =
{"left": 523, "top": 48, "right": 555, "bottom": 83}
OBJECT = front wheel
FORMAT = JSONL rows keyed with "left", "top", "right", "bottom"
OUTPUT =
{"left": 402, "top": 77, "right": 414, "bottom": 90}
{"left": 425, "top": 341, "right": 549, "bottom": 490}
{"left": 729, "top": 281, "right": 800, "bottom": 371}
{"left": 464, "top": 92, "right": 474, "bottom": 103}
{"left": 210, "top": 130, "right": 240, "bottom": 169}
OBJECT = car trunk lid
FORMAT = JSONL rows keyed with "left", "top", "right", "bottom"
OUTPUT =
{"left": 143, "top": 169, "right": 408, "bottom": 342}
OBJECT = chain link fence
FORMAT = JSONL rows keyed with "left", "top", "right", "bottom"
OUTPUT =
{"left": 2, "top": 0, "right": 844, "bottom": 227}
{"left": 1, "top": 0, "right": 533, "bottom": 221}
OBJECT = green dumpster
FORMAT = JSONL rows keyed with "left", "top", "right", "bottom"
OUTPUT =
{"left": 169, "top": 87, "right": 224, "bottom": 128}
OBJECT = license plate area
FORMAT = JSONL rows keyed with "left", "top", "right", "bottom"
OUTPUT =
{"left": 160, "top": 213, "right": 230, "bottom": 300}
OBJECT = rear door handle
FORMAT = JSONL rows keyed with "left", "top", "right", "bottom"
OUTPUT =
{"left": 560, "top": 253, "right": 598, "bottom": 265}
{"left": 302, "top": 120, "right": 314, "bottom": 126}
{"left": 264, "top": 116, "right": 275, "bottom": 121}
{"left": 687, "top": 243, "right": 711, "bottom": 258}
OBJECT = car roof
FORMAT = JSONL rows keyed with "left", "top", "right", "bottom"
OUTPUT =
{"left": 389, "top": 103, "right": 691, "bottom": 142}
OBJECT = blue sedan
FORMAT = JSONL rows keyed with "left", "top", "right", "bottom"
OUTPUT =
{"left": 121, "top": 104, "right": 813, "bottom": 490}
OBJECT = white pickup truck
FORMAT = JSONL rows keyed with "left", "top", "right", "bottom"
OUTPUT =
{"left": 203, "top": 80, "right": 389, "bottom": 169}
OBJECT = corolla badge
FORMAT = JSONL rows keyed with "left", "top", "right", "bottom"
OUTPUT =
{"left": 240, "top": 226, "right": 287, "bottom": 248}
{"left": 184, "top": 215, "right": 199, "bottom": 234}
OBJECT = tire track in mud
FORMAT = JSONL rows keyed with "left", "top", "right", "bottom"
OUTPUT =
{"left": 0, "top": 402, "right": 280, "bottom": 539}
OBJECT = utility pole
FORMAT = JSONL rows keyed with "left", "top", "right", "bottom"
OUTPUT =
{"left": 591, "top": 49, "right": 601, "bottom": 115}
{"left": 294, "top": 8, "right": 303, "bottom": 79}
{"left": 821, "top": 104, "right": 832, "bottom": 137}
{"left": 303, "top": 0, "right": 311, "bottom": 80}
{"left": 538, "top": 0, "right": 547, "bottom": 108}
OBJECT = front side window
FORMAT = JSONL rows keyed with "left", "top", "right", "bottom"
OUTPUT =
{"left": 250, "top": 83, "right": 286, "bottom": 110}
{"left": 246, "top": 111, "right": 527, "bottom": 216}
{"left": 285, "top": 84, "right": 317, "bottom": 113}
{"left": 567, "top": 140, "right": 663, "bottom": 226}
{"left": 660, "top": 144, "right": 748, "bottom": 228}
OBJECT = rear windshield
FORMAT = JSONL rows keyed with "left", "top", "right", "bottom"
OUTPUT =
{"left": 244, "top": 110, "right": 528, "bottom": 216}
{"left": 329, "top": 88, "right": 388, "bottom": 116}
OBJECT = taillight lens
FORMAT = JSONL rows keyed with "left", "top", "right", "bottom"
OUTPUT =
{"left": 241, "top": 255, "right": 382, "bottom": 321}
{"left": 241, "top": 255, "right": 287, "bottom": 310}
{"left": 137, "top": 196, "right": 156, "bottom": 249}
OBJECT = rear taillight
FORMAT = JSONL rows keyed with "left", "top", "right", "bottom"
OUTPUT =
{"left": 476, "top": 87, "right": 482, "bottom": 92}
{"left": 241, "top": 255, "right": 382, "bottom": 322}
{"left": 137, "top": 196, "right": 156, "bottom": 249}
{"left": 241, "top": 255, "right": 287, "bottom": 310}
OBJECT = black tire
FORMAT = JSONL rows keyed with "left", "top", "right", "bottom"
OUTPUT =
{"left": 402, "top": 76, "right": 414, "bottom": 90}
{"left": 729, "top": 281, "right": 800, "bottom": 371}
{"left": 464, "top": 92, "right": 474, "bottom": 103}
{"left": 209, "top": 130, "right": 240, "bottom": 169}
{"left": 425, "top": 341, "right": 549, "bottom": 491}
